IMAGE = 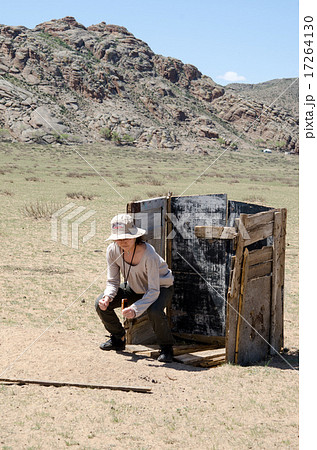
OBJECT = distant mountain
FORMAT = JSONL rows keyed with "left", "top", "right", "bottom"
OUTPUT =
{"left": 0, "top": 17, "right": 298, "bottom": 153}
{"left": 226, "top": 78, "right": 298, "bottom": 118}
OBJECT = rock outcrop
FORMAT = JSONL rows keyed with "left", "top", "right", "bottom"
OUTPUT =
{"left": 0, "top": 17, "right": 298, "bottom": 152}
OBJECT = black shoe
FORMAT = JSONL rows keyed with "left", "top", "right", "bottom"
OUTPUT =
{"left": 99, "top": 335, "right": 126, "bottom": 351}
{"left": 157, "top": 345, "right": 174, "bottom": 363}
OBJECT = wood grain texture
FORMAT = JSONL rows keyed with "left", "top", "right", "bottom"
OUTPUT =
{"left": 247, "top": 261, "right": 272, "bottom": 280}
{"left": 236, "top": 275, "right": 272, "bottom": 365}
{"left": 248, "top": 246, "right": 273, "bottom": 266}
{"left": 270, "top": 209, "right": 287, "bottom": 354}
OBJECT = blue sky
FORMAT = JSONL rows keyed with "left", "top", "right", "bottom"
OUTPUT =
{"left": 1, "top": 0, "right": 299, "bottom": 85}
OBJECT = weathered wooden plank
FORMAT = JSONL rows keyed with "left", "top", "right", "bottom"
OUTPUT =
{"left": 195, "top": 226, "right": 237, "bottom": 240}
{"left": 226, "top": 214, "right": 248, "bottom": 363}
{"left": 174, "top": 348, "right": 226, "bottom": 365}
{"left": 243, "top": 221, "right": 274, "bottom": 247}
{"left": 127, "top": 344, "right": 219, "bottom": 358}
{"left": 0, "top": 378, "right": 152, "bottom": 393}
{"left": 234, "top": 248, "right": 250, "bottom": 363}
{"left": 248, "top": 246, "right": 273, "bottom": 266}
{"left": 199, "top": 356, "right": 226, "bottom": 367}
{"left": 125, "top": 314, "right": 157, "bottom": 345}
{"left": 236, "top": 275, "right": 272, "bottom": 365}
{"left": 172, "top": 333, "right": 225, "bottom": 346}
{"left": 247, "top": 261, "right": 272, "bottom": 281}
{"left": 244, "top": 209, "right": 276, "bottom": 230}
{"left": 270, "top": 209, "right": 287, "bottom": 354}
{"left": 125, "top": 344, "right": 159, "bottom": 353}
{"left": 228, "top": 215, "right": 247, "bottom": 298}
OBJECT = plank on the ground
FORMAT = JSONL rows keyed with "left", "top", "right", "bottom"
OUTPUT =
{"left": 126, "top": 344, "right": 220, "bottom": 358}
{"left": 174, "top": 348, "right": 226, "bottom": 366}
{"left": 0, "top": 378, "right": 152, "bottom": 393}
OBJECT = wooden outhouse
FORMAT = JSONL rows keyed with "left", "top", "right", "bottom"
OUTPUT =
{"left": 125, "top": 194, "right": 286, "bottom": 365}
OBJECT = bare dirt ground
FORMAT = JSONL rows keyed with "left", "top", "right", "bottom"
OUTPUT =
{"left": 0, "top": 327, "right": 298, "bottom": 449}
{"left": 0, "top": 143, "right": 299, "bottom": 449}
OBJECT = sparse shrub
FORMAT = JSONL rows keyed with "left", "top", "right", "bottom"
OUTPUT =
{"left": 122, "top": 134, "right": 134, "bottom": 144}
{"left": 217, "top": 137, "right": 226, "bottom": 146}
{"left": 145, "top": 176, "right": 164, "bottom": 186}
{"left": 66, "top": 172, "right": 84, "bottom": 178}
{"left": 52, "top": 132, "right": 69, "bottom": 144}
{"left": 100, "top": 128, "right": 112, "bottom": 140}
{"left": 111, "top": 132, "right": 121, "bottom": 144}
{"left": 66, "top": 192, "right": 95, "bottom": 200}
{"left": 25, "top": 176, "right": 40, "bottom": 182}
{"left": 21, "top": 200, "right": 63, "bottom": 220}
{"left": 0, "top": 189, "right": 13, "bottom": 196}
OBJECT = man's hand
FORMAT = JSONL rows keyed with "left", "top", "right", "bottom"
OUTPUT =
{"left": 99, "top": 296, "right": 111, "bottom": 311}
{"left": 122, "top": 307, "right": 136, "bottom": 319}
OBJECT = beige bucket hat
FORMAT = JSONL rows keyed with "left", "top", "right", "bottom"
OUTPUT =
{"left": 106, "top": 214, "right": 146, "bottom": 241}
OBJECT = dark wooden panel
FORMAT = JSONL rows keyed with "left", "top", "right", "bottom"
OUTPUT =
{"left": 171, "top": 272, "right": 226, "bottom": 336}
{"left": 170, "top": 194, "right": 228, "bottom": 337}
{"left": 227, "top": 201, "right": 273, "bottom": 227}
{"left": 236, "top": 275, "right": 272, "bottom": 365}
{"left": 170, "top": 194, "right": 227, "bottom": 272}
{"left": 227, "top": 200, "right": 274, "bottom": 251}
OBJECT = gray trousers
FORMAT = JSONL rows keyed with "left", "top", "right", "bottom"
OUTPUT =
{"left": 95, "top": 283, "right": 174, "bottom": 346}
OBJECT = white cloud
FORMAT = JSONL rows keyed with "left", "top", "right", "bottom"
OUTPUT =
{"left": 218, "top": 71, "right": 246, "bottom": 82}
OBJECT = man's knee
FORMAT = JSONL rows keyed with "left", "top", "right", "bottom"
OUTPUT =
{"left": 147, "top": 301, "right": 164, "bottom": 320}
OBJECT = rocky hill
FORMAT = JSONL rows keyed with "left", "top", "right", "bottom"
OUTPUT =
{"left": 226, "top": 78, "right": 299, "bottom": 118}
{"left": 0, "top": 17, "right": 298, "bottom": 153}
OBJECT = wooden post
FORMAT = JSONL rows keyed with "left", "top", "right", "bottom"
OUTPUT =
{"left": 234, "top": 248, "right": 249, "bottom": 364}
{"left": 226, "top": 214, "right": 247, "bottom": 363}
{"left": 270, "top": 209, "right": 287, "bottom": 354}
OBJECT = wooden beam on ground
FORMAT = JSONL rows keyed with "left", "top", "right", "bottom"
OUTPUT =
{"left": 126, "top": 344, "right": 221, "bottom": 358}
{"left": 0, "top": 378, "right": 152, "bottom": 393}
{"left": 174, "top": 348, "right": 226, "bottom": 367}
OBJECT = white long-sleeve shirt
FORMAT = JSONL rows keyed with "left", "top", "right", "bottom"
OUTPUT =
{"left": 103, "top": 242, "right": 174, "bottom": 317}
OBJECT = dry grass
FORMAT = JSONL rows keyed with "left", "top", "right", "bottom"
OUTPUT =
{"left": 66, "top": 192, "right": 96, "bottom": 200}
{"left": 21, "top": 200, "right": 63, "bottom": 220}
{"left": 0, "top": 141, "right": 299, "bottom": 449}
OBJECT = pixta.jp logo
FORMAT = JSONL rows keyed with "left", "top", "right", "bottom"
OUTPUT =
{"left": 51, "top": 203, "right": 96, "bottom": 249}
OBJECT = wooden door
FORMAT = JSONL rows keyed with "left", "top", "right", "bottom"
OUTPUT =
{"left": 169, "top": 194, "right": 228, "bottom": 339}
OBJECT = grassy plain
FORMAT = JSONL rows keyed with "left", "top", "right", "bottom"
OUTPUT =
{"left": 0, "top": 141, "right": 298, "bottom": 449}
